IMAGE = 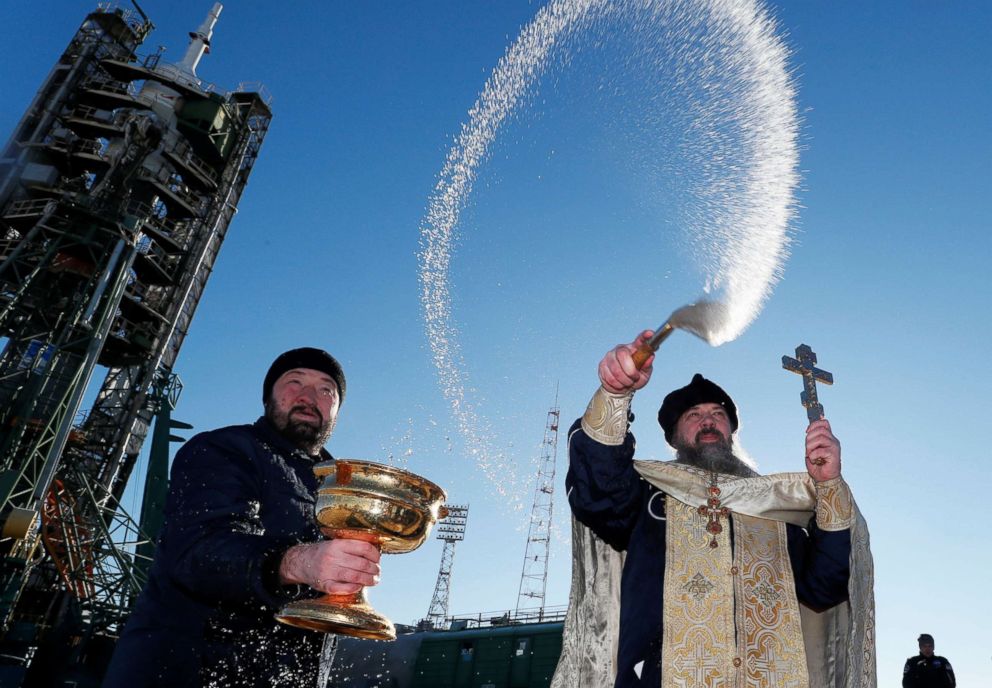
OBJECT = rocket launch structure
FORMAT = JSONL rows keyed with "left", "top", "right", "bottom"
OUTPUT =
{"left": 0, "top": 3, "right": 270, "bottom": 683}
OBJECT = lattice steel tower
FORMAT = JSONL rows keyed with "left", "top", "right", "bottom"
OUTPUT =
{"left": 0, "top": 3, "right": 271, "bottom": 683}
{"left": 515, "top": 394, "right": 560, "bottom": 613}
{"left": 425, "top": 504, "right": 468, "bottom": 629}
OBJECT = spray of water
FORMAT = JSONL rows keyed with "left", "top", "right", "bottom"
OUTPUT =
{"left": 419, "top": 0, "right": 605, "bottom": 510}
{"left": 418, "top": 0, "right": 798, "bottom": 501}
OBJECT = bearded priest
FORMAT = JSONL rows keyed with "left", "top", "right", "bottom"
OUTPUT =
{"left": 551, "top": 331, "right": 876, "bottom": 688}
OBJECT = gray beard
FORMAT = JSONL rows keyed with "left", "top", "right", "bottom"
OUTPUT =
{"left": 673, "top": 440, "right": 757, "bottom": 478}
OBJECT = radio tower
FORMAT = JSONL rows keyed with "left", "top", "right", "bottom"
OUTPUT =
{"left": 515, "top": 392, "right": 560, "bottom": 614}
{"left": 425, "top": 504, "right": 468, "bottom": 629}
{"left": 0, "top": 3, "right": 270, "bottom": 682}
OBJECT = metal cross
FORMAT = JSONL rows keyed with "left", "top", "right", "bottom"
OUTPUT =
{"left": 782, "top": 344, "right": 833, "bottom": 422}
{"left": 697, "top": 485, "right": 730, "bottom": 549}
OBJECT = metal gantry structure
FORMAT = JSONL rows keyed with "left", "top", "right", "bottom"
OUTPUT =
{"left": 515, "top": 395, "right": 560, "bottom": 614}
{"left": 0, "top": 2, "right": 270, "bottom": 683}
{"left": 425, "top": 504, "right": 469, "bottom": 629}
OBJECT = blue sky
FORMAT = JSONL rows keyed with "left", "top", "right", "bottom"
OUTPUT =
{"left": 2, "top": 1, "right": 990, "bottom": 685}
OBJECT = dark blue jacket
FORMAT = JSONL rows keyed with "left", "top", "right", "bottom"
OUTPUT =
{"left": 104, "top": 417, "right": 329, "bottom": 687}
{"left": 903, "top": 654, "right": 956, "bottom": 688}
{"left": 565, "top": 419, "right": 851, "bottom": 688}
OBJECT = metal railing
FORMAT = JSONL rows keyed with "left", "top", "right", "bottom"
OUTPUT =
{"left": 164, "top": 139, "right": 218, "bottom": 187}
{"left": 4, "top": 199, "right": 55, "bottom": 219}
{"left": 79, "top": 74, "right": 137, "bottom": 99}
{"left": 428, "top": 605, "right": 569, "bottom": 630}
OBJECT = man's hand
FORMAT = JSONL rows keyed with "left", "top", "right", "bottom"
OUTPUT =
{"left": 278, "top": 539, "right": 381, "bottom": 595}
{"left": 598, "top": 330, "right": 655, "bottom": 394}
{"left": 805, "top": 418, "right": 841, "bottom": 482}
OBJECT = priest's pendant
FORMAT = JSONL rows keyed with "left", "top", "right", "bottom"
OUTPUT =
{"left": 698, "top": 484, "right": 730, "bottom": 548}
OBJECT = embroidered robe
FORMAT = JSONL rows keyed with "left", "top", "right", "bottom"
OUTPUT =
{"left": 552, "top": 461, "right": 876, "bottom": 688}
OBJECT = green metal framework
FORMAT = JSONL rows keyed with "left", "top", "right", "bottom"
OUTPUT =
{"left": 0, "top": 3, "right": 271, "bottom": 681}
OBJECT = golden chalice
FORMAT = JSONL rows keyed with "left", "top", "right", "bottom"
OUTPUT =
{"left": 275, "top": 458, "right": 448, "bottom": 640}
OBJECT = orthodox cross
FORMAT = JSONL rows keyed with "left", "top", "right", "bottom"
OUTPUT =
{"left": 698, "top": 483, "right": 729, "bottom": 549}
{"left": 782, "top": 344, "right": 833, "bottom": 423}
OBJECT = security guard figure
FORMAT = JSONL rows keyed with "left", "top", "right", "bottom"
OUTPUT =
{"left": 903, "top": 633, "right": 956, "bottom": 688}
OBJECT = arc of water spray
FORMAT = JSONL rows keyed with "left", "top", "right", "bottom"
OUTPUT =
{"left": 418, "top": 0, "right": 604, "bottom": 507}
{"left": 418, "top": 0, "right": 799, "bottom": 505}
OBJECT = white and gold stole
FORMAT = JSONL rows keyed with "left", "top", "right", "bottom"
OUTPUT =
{"left": 662, "top": 498, "right": 809, "bottom": 688}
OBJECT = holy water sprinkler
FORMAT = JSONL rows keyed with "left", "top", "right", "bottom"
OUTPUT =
{"left": 631, "top": 300, "right": 730, "bottom": 369}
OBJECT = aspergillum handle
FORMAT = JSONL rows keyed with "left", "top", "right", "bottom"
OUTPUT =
{"left": 631, "top": 322, "right": 675, "bottom": 369}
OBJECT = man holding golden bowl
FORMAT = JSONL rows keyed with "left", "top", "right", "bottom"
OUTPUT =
{"left": 105, "top": 347, "right": 380, "bottom": 687}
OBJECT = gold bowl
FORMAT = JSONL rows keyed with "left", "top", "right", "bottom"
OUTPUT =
{"left": 275, "top": 459, "right": 448, "bottom": 640}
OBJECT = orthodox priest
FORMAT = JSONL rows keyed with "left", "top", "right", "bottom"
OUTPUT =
{"left": 551, "top": 330, "right": 876, "bottom": 688}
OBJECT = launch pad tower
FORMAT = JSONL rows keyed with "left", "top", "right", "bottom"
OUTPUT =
{"left": 0, "top": 3, "right": 270, "bottom": 683}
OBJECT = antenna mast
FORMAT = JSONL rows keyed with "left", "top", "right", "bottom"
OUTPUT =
{"left": 515, "top": 390, "right": 560, "bottom": 613}
{"left": 425, "top": 504, "right": 468, "bottom": 629}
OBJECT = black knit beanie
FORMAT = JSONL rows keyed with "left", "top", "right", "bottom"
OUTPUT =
{"left": 262, "top": 347, "right": 346, "bottom": 405}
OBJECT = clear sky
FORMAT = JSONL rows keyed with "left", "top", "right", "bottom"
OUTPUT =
{"left": 2, "top": 1, "right": 990, "bottom": 686}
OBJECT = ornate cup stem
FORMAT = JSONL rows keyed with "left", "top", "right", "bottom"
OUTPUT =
{"left": 276, "top": 541, "right": 397, "bottom": 640}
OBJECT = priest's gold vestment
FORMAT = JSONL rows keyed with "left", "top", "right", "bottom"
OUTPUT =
{"left": 551, "top": 462, "right": 876, "bottom": 688}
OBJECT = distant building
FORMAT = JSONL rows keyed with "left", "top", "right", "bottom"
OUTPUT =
{"left": 330, "top": 610, "right": 565, "bottom": 688}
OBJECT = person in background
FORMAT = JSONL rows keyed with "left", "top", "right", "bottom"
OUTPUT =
{"left": 903, "top": 633, "right": 956, "bottom": 688}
